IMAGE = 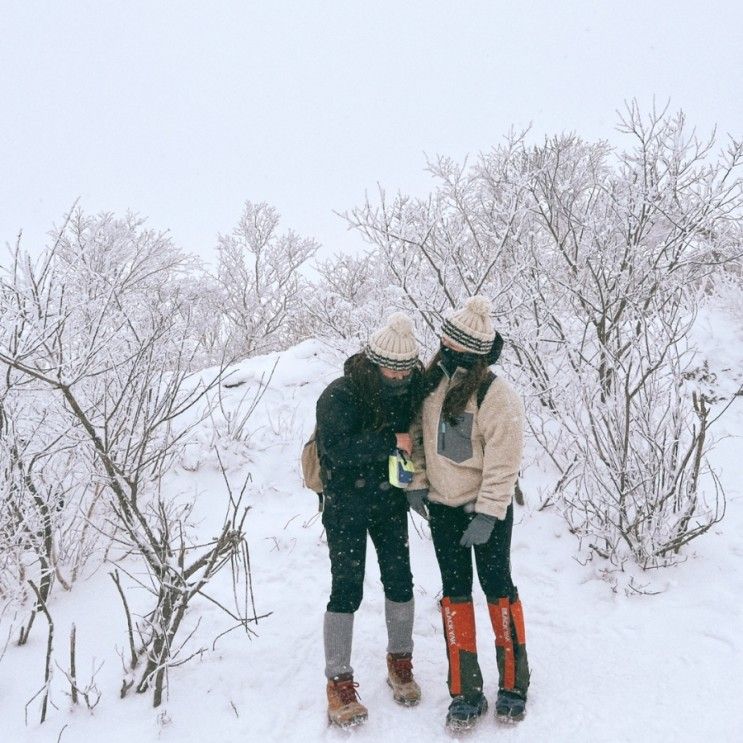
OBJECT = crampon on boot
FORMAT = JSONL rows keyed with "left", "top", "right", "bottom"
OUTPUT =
{"left": 446, "top": 693, "right": 488, "bottom": 731}
{"left": 495, "top": 689, "right": 526, "bottom": 722}
{"left": 440, "top": 597, "right": 486, "bottom": 731}
{"left": 326, "top": 673, "right": 368, "bottom": 728}
{"left": 386, "top": 653, "right": 421, "bottom": 706}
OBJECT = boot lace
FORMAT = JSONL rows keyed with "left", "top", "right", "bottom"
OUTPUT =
{"left": 390, "top": 655, "right": 413, "bottom": 683}
{"left": 335, "top": 678, "right": 361, "bottom": 706}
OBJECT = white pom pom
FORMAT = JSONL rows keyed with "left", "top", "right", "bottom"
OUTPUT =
{"left": 465, "top": 295, "right": 491, "bottom": 317}
{"left": 387, "top": 312, "right": 413, "bottom": 334}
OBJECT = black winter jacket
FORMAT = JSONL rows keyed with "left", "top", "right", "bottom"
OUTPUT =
{"left": 316, "top": 358, "right": 414, "bottom": 489}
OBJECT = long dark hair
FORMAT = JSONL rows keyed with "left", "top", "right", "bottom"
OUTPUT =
{"left": 345, "top": 352, "right": 426, "bottom": 430}
{"left": 423, "top": 351, "right": 491, "bottom": 425}
{"left": 416, "top": 333, "right": 504, "bottom": 424}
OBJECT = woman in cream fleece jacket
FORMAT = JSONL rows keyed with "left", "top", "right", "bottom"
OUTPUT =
{"left": 407, "top": 296, "right": 531, "bottom": 732}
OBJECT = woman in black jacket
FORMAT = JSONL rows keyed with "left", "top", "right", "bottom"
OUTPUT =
{"left": 316, "top": 313, "right": 424, "bottom": 728}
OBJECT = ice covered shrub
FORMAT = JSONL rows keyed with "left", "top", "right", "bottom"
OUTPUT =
{"left": 344, "top": 103, "right": 743, "bottom": 570}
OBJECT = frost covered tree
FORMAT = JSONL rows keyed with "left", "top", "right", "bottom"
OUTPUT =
{"left": 0, "top": 217, "right": 257, "bottom": 708}
{"left": 54, "top": 208, "right": 196, "bottom": 327}
{"left": 343, "top": 132, "right": 534, "bottom": 353}
{"left": 301, "top": 250, "right": 401, "bottom": 351}
{"left": 344, "top": 104, "right": 743, "bottom": 570}
{"left": 515, "top": 104, "right": 741, "bottom": 566}
{"left": 0, "top": 381, "right": 105, "bottom": 645}
{"left": 214, "top": 201, "right": 319, "bottom": 358}
{"left": 0, "top": 237, "right": 109, "bottom": 644}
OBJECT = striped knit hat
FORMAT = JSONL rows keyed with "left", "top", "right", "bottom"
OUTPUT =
{"left": 365, "top": 312, "right": 419, "bottom": 371}
{"left": 441, "top": 295, "right": 495, "bottom": 354}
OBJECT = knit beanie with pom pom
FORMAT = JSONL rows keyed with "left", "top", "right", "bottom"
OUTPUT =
{"left": 441, "top": 296, "right": 496, "bottom": 354}
{"left": 365, "top": 312, "right": 419, "bottom": 370}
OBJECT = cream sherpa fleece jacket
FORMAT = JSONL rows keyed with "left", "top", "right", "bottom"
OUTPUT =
{"left": 409, "top": 372, "right": 524, "bottom": 520}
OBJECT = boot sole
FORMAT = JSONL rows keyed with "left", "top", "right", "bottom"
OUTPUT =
{"left": 445, "top": 718, "right": 482, "bottom": 734}
{"left": 496, "top": 711, "right": 525, "bottom": 724}
{"left": 495, "top": 696, "right": 526, "bottom": 723}
{"left": 386, "top": 678, "right": 421, "bottom": 707}
{"left": 445, "top": 705, "right": 488, "bottom": 732}
{"left": 328, "top": 713, "right": 368, "bottom": 729}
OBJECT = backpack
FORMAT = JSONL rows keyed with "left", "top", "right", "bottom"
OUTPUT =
{"left": 300, "top": 427, "right": 327, "bottom": 512}
{"left": 301, "top": 426, "right": 324, "bottom": 495}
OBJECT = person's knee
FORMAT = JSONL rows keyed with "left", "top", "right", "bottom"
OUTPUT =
{"left": 476, "top": 556, "right": 515, "bottom": 598}
{"left": 441, "top": 566, "right": 472, "bottom": 598}
{"left": 383, "top": 582, "right": 413, "bottom": 604}
{"left": 483, "top": 581, "right": 518, "bottom": 602}
{"left": 328, "top": 586, "right": 363, "bottom": 613}
{"left": 381, "top": 566, "right": 413, "bottom": 603}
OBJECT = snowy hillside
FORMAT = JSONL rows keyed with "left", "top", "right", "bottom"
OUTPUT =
{"left": 1, "top": 331, "right": 741, "bottom": 743}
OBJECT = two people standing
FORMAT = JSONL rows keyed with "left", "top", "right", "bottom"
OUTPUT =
{"left": 315, "top": 297, "right": 530, "bottom": 731}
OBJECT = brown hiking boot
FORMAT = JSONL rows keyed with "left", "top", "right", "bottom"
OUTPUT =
{"left": 327, "top": 673, "right": 368, "bottom": 727}
{"left": 386, "top": 652, "right": 422, "bottom": 706}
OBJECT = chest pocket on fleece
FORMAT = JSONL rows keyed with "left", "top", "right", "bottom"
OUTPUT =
{"left": 437, "top": 411, "right": 474, "bottom": 463}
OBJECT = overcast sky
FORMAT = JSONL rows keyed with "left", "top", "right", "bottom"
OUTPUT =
{"left": 2, "top": 0, "right": 741, "bottom": 262}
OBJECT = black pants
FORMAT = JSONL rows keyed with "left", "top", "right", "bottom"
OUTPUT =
{"left": 428, "top": 501, "right": 516, "bottom": 601}
{"left": 323, "top": 481, "right": 413, "bottom": 613}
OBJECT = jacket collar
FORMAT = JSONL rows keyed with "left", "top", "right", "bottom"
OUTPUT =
{"left": 438, "top": 361, "right": 468, "bottom": 382}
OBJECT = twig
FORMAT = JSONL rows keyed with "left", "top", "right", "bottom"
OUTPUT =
{"left": 27, "top": 579, "right": 54, "bottom": 724}
{"left": 70, "top": 624, "right": 78, "bottom": 704}
{"left": 110, "top": 570, "right": 138, "bottom": 668}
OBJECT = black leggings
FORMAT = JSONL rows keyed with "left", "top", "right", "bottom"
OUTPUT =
{"left": 428, "top": 501, "right": 516, "bottom": 601}
{"left": 323, "top": 483, "right": 413, "bottom": 613}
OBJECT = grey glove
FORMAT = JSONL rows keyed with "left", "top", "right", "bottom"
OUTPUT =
{"left": 459, "top": 513, "right": 496, "bottom": 547}
{"left": 406, "top": 489, "right": 429, "bottom": 520}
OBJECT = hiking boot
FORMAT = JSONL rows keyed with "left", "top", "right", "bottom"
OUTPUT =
{"left": 445, "top": 692, "right": 488, "bottom": 731}
{"left": 495, "top": 689, "right": 526, "bottom": 722}
{"left": 386, "top": 652, "right": 421, "bottom": 706}
{"left": 326, "top": 673, "right": 368, "bottom": 728}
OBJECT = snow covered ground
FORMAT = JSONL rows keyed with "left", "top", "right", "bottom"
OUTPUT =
{"left": 2, "top": 321, "right": 741, "bottom": 742}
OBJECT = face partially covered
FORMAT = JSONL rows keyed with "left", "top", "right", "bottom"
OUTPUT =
{"left": 379, "top": 366, "right": 413, "bottom": 381}
{"left": 439, "top": 336, "right": 483, "bottom": 373}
